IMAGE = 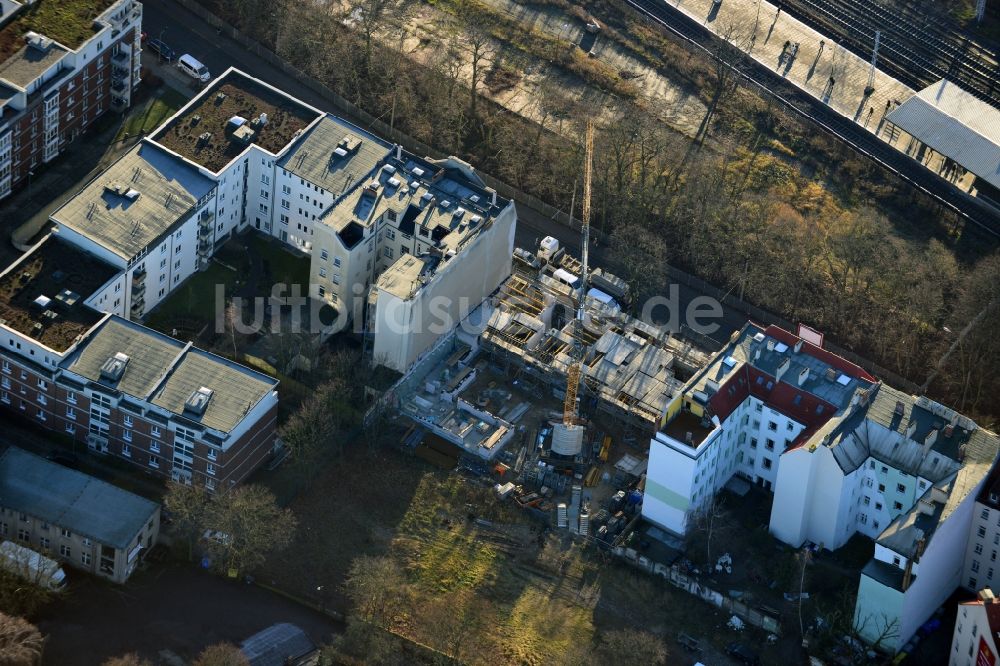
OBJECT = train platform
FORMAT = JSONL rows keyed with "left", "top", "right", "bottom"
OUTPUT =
{"left": 663, "top": 0, "right": 979, "bottom": 192}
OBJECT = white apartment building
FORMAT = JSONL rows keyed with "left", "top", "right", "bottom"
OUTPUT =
{"left": 950, "top": 589, "right": 1000, "bottom": 666}
{"left": 962, "top": 463, "right": 1000, "bottom": 594}
{"left": 310, "top": 153, "right": 516, "bottom": 372}
{"left": 644, "top": 322, "right": 1000, "bottom": 653}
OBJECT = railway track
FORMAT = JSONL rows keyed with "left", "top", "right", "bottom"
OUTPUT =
{"left": 621, "top": 0, "right": 1000, "bottom": 236}
{"left": 778, "top": 0, "right": 1000, "bottom": 106}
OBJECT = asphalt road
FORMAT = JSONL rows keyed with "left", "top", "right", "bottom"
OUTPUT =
{"left": 141, "top": 0, "right": 751, "bottom": 343}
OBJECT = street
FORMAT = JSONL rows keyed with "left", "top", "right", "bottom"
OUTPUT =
{"left": 140, "top": 0, "right": 750, "bottom": 343}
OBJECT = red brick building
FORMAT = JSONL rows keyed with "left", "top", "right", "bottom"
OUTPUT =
{"left": 0, "top": 236, "right": 280, "bottom": 491}
{"left": 0, "top": 0, "right": 142, "bottom": 199}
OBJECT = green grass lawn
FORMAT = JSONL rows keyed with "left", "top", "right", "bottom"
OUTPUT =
{"left": 115, "top": 87, "right": 189, "bottom": 142}
{"left": 144, "top": 258, "right": 245, "bottom": 334}
{"left": 249, "top": 234, "right": 311, "bottom": 289}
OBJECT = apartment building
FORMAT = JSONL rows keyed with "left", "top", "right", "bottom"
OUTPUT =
{"left": 949, "top": 589, "right": 1000, "bottom": 666}
{"left": 311, "top": 153, "right": 516, "bottom": 371}
{"left": 0, "top": 235, "right": 280, "bottom": 490}
{"left": 961, "top": 462, "right": 1000, "bottom": 594}
{"left": 644, "top": 322, "right": 1000, "bottom": 653}
{"left": 0, "top": 0, "right": 142, "bottom": 199}
{"left": 0, "top": 447, "right": 160, "bottom": 583}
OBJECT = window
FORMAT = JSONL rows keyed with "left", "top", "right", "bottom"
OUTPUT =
{"left": 60, "top": 528, "right": 71, "bottom": 538}
{"left": 207, "top": 448, "right": 217, "bottom": 461}
{"left": 970, "top": 577, "right": 979, "bottom": 589}
{"left": 282, "top": 184, "right": 291, "bottom": 195}
{"left": 320, "top": 249, "right": 328, "bottom": 261}
{"left": 67, "top": 391, "right": 76, "bottom": 404}
{"left": 334, "top": 257, "right": 341, "bottom": 267}
{"left": 207, "top": 464, "right": 216, "bottom": 476}
{"left": 993, "top": 550, "right": 997, "bottom": 562}
{"left": 259, "top": 203, "right": 268, "bottom": 214}
{"left": 893, "top": 501, "right": 903, "bottom": 511}
{"left": 863, "top": 496, "right": 870, "bottom": 506}
{"left": 755, "top": 403, "right": 762, "bottom": 413}
{"left": 385, "top": 228, "right": 396, "bottom": 240}
{"left": 206, "top": 478, "right": 216, "bottom": 491}
{"left": 318, "top": 285, "right": 325, "bottom": 297}
{"left": 319, "top": 267, "right": 327, "bottom": 278}
{"left": 383, "top": 247, "right": 393, "bottom": 259}
{"left": 260, "top": 189, "right": 269, "bottom": 199}
{"left": 59, "top": 545, "right": 71, "bottom": 558}
{"left": 875, "top": 502, "right": 882, "bottom": 511}
{"left": 762, "top": 458, "right": 772, "bottom": 470}
{"left": 976, "top": 543, "right": 984, "bottom": 555}
{"left": 973, "top": 560, "right": 981, "bottom": 573}
{"left": 39, "top": 537, "right": 49, "bottom": 550}
{"left": 151, "top": 426, "right": 161, "bottom": 438}
{"left": 81, "top": 552, "right": 92, "bottom": 566}
{"left": 991, "top": 568, "right": 996, "bottom": 580}
{"left": 878, "top": 484, "right": 886, "bottom": 492}
{"left": 859, "top": 514, "right": 867, "bottom": 525}
{"left": 150, "top": 441, "right": 160, "bottom": 453}
{"left": 980, "top": 526, "right": 987, "bottom": 538}
{"left": 892, "top": 556, "right": 901, "bottom": 567}
{"left": 66, "top": 407, "right": 76, "bottom": 420}
{"left": 873, "top": 520, "right": 880, "bottom": 529}
{"left": 149, "top": 456, "right": 159, "bottom": 469}
{"left": 984, "top": 509, "right": 991, "bottom": 520}
{"left": 260, "top": 173, "right": 270, "bottom": 185}
{"left": 124, "top": 414, "right": 133, "bottom": 427}
{"left": 786, "top": 422, "right": 794, "bottom": 431}
{"left": 765, "top": 439, "right": 775, "bottom": 451}
{"left": 17, "top": 528, "right": 29, "bottom": 541}
{"left": 768, "top": 421, "right": 777, "bottom": 431}
{"left": 122, "top": 443, "right": 131, "bottom": 457}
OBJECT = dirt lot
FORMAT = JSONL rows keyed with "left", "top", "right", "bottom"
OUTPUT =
{"left": 253, "top": 440, "right": 795, "bottom": 664}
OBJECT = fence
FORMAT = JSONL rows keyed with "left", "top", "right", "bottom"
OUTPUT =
{"left": 177, "top": 0, "right": 922, "bottom": 396}
{"left": 614, "top": 545, "right": 783, "bottom": 635}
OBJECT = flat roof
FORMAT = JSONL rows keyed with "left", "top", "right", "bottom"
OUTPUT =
{"left": 0, "top": 0, "right": 117, "bottom": 63}
{"left": 277, "top": 114, "right": 392, "bottom": 197}
{"left": 150, "top": 348, "right": 278, "bottom": 433}
{"left": 0, "top": 447, "right": 158, "bottom": 550}
{"left": 63, "top": 316, "right": 278, "bottom": 433}
{"left": 887, "top": 79, "right": 1000, "bottom": 189}
{"left": 0, "top": 236, "right": 117, "bottom": 352}
{"left": 152, "top": 70, "right": 321, "bottom": 172}
{"left": 0, "top": 41, "right": 67, "bottom": 89}
{"left": 63, "top": 316, "right": 187, "bottom": 399}
{"left": 51, "top": 141, "right": 216, "bottom": 261}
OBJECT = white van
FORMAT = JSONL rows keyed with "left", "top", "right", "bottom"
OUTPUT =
{"left": 177, "top": 54, "right": 211, "bottom": 82}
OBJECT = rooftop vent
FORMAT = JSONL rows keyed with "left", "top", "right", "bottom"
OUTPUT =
{"left": 439, "top": 199, "right": 451, "bottom": 210}
{"left": 753, "top": 332, "right": 766, "bottom": 343}
{"left": 214, "top": 92, "right": 227, "bottom": 105}
{"left": 197, "top": 132, "right": 212, "bottom": 146}
{"left": 230, "top": 124, "right": 255, "bottom": 144}
{"left": 469, "top": 194, "right": 481, "bottom": 204}
{"left": 411, "top": 167, "right": 425, "bottom": 178}
{"left": 420, "top": 191, "right": 434, "bottom": 205}
{"left": 227, "top": 115, "right": 248, "bottom": 129}
{"left": 337, "top": 136, "right": 362, "bottom": 154}
{"left": 255, "top": 112, "right": 268, "bottom": 127}
{"left": 24, "top": 32, "right": 53, "bottom": 52}
{"left": 408, "top": 180, "right": 419, "bottom": 191}
{"left": 32, "top": 295, "right": 51, "bottom": 309}
{"left": 100, "top": 352, "right": 131, "bottom": 382}
{"left": 825, "top": 367, "right": 838, "bottom": 382}
{"left": 382, "top": 164, "right": 397, "bottom": 175}
{"left": 894, "top": 400, "right": 905, "bottom": 416}
{"left": 184, "top": 386, "right": 214, "bottom": 415}
{"left": 54, "top": 289, "right": 80, "bottom": 307}
{"left": 387, "top": 177, "right": 401, "bottom": 189}
{"left": 332, "top": 147, "right": 349, "bottom": 158}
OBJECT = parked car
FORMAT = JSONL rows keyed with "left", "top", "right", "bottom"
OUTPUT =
{"left": 177, "top": 53, "right": 211, "bottom": 82}
{"left": 46, "top": 451, "right": 80, "bottom": 469}
{"left": 725, "top": 642, "right": 761, "bottom": 665}
{"left": 146, "top": 38, "right": 175, "bottom": 62}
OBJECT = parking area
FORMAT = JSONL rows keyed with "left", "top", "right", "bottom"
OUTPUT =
{"left": 37, "top": 560, "right": 340, "bottom": 665}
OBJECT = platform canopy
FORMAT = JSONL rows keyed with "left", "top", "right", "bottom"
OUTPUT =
{"left": 887, "top": 79, "right": 1000, "bottom": 189}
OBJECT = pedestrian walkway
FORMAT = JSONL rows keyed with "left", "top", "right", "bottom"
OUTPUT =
{"left": 664, "top": 0, "right": 977, "bottom": 192}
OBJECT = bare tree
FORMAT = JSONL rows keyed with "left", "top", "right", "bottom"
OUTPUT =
{"left": 163, "top": 481, "right": 211, "bottom": 561}
{"left": 685, "top": 495, "right": 731, "bottom": 567}
{"left": 344, "top": 555, "right": 406, "bottom": 626}
{"left": 192, "top": 643, "right": 249, "bottom": 666}
{"left": 203, "top": 485, "right": 297, "bottom": 576}
{"left": 102, "top": 654, "right": 152, "bottom": 666}
{"left": 593, "top": 628, "right": 668, "bottom": 665}
{"left": 0, "top": 612, "right": 43, "bottom": 666}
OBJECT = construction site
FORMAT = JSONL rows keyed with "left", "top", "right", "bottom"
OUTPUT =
{"left": 390, "top": 123, "right": 714, "bottom": 544}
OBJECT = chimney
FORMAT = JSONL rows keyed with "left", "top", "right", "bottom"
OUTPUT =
{"left": 767, "top": 339, "right": 776, "bottom": 352}
{"left": 797, "top": 367, "right": 810, "bottom": 386}
{"left": 924, "top": 428, "right": 939, "bottom": 451}
{"left": 907, "top": 419, "right": 918, "bottom": 440}
{"left": 980, "top": 588, "right": 996, "bottom": 604}
{"left": 794, "top": 339, "right": 804, "bottom": 353}
{"left": 685, "top": 431, "right": 693, "bottom": 444}
{"left": 775, "top": 357, "right": 791, "bottom": 383}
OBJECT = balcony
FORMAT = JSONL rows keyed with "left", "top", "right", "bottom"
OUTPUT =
{"left": 132, "top": 267, "right": 146, "bottom": 283}
{"left": 130, "top": 296, "right": 145, "bottom": 316}
{"left": 111, "top": 96, "right": 128, "bottom": 112}
{"left": 131, "top": 281, "right": 145, "bottom": 298}
{"left": 110, "top": 79, "right": 127, "bottom": 94}
{"left": 197, "top": 240, "right": 212, "bottom": 257}
{"left": 198, "top": 224, "right": 212, "bottom": 239}
{"left": 199, "top": 209, "right": 215, "bottom": 225}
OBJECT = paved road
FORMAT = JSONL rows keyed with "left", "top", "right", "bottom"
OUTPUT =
{"left": 38, "top": 562, "right": 340, "bottom": 665}
{"left": 142, "top": 0, "right": 751, "bottom": 343}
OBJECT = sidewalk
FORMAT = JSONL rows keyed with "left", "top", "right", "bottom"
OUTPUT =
{"left": 665, "top": 0, "right": 976, "bottom": 191}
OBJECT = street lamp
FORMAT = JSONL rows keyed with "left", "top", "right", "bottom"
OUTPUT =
{"left": 27, "top": 170, "right": 34, "bottom": 200}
